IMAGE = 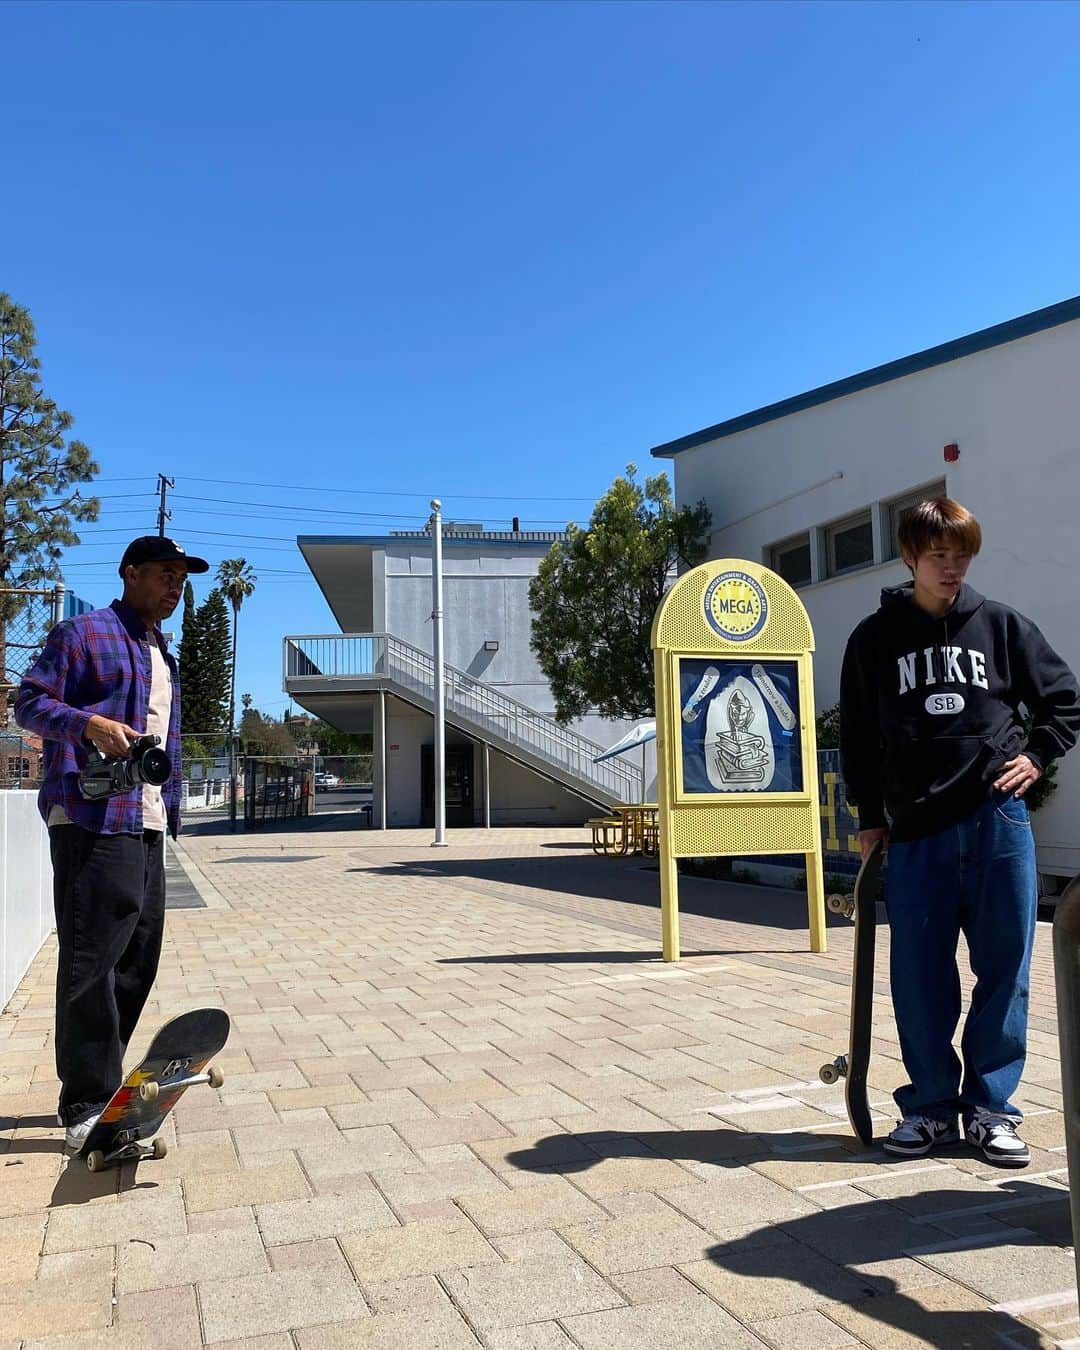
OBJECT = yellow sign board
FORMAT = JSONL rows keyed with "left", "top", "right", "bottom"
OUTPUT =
{"left": 652, "top": 559, "right": 826, "bottom": 960}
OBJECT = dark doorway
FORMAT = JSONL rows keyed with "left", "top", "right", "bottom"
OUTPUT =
{"left": 421, "top": 744, "right": 474, "bottom": 827}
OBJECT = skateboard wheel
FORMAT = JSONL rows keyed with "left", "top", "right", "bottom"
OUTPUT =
{"left": 139, "top": 1080, "right": 160, "bottom": 1103}
{"left": 151, "top": 1137, "right": 168, "bottom": 1160}
{"left": 818, "top": 1062, "right": 841, "bottom": 1085}
{"left": 85, "top": 1150, "right": 105, "bottom": 1173}
{"left": 207, "top": 1064, "right": 224, "bottom": 1089}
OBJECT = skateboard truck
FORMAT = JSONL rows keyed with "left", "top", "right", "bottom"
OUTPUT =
{"left": 819, "top": 1053, "right": 848, "bottom": 1085}
{"left": 85, "top": 1135, "right": 169, "bottom": 1173}
{"left": 138, "top": 1065, "right": 224, "bottom": 1103}
{"left": 826, "top": 891, "right": 855, "bottom": 920}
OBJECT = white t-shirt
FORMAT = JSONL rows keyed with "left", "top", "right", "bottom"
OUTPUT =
{"left": 142, "top": 639, "right": 172, "bottom": 830}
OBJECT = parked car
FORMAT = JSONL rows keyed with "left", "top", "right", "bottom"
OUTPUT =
{"left": 314, "top": 772, "right": 342, "bottom": 791}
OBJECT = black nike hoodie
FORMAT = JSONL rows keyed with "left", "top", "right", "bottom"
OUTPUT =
{"left": 839, "top": 582, "right": 1080, "bottom": 842}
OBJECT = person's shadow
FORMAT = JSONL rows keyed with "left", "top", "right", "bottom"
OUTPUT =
{"left": 507, "top": 1128, "right": 1070, "bottom": 1349}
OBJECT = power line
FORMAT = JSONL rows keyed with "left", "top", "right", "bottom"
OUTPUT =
{"left": 53, "top": 474, "right": 598, "bottom": 504}
{"left": 179, "top": 475, "right": 598, "bottom": 503}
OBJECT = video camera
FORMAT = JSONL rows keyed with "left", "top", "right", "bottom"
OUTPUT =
{"left": 79, "top": 734, "right": 172, "bottom": 802}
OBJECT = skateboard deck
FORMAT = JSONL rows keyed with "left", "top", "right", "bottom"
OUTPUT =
{"left": 818, "top": 839, "right": 885, "bottom": 1145}
{"left": 78, "top": 1007, "right": 230, "bottom": 1172}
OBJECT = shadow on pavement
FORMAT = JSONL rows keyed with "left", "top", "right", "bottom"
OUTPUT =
{"left": 361, "top": 852, "right": 851, "bottom": 933}
{"left": 183, "top": 811, "right": 374, "bottom": 837}
{"left": 1, "top": 1114, "right": 62, "bottom": 1158}
{"left": 439, "top": 950, "right": 729, "bottom": 965}
{"left": 508, "top": 1128, "right": 1068, "bottom": 1349}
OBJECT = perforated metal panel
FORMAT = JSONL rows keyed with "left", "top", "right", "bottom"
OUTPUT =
{"left": 652, "top": 560, "right": 814, "bottom": 654}
{"left": 670, "top": 804, "right": 816, "bottom": 857}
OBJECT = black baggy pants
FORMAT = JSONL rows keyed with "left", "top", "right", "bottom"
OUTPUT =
{"left": 49, "top": 825, "right": 166, "bottom": 1125}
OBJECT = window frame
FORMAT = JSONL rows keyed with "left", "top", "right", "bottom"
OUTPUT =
{"left": 825, "top": 509, "right": 874, "bottom": 578}
{"left": 767, "top": 532, "right": 813, "bottom": 589}
{"left": 884, "top": 480, "right": 948, "bottom": 561}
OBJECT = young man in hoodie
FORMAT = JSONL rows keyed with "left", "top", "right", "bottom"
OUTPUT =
{"left": 839, "top": 497, "right": 1080, "bottom": 1166}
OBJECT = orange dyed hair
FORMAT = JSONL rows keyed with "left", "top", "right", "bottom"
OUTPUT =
{"left": 897, "top": 496, "right": 982, "bottom": 564}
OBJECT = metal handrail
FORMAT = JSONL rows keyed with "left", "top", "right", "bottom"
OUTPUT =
{"left": 283, "top": 632, "right": 642, "bottom": 801}
{"left": 1053, "top": 874, "right": 1080, "bottom": 1296}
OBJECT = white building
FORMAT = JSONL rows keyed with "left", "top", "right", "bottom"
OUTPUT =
{"left": 652, "top": 295, "right": 1080, "bottom": 892}
{"left": 284, "top": 525, "right": 643, "bottom": 828}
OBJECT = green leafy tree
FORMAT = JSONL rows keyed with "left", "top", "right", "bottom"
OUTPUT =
{"left": 179, "top": 587, "right": 231, "bottom": 739}
{"left": 1, "top": 294, "right": 99, "bottom": 724}
{"left": 309, "top": 718, "right": 372, "bottom": 756}
{"left": 239, "top": 706, "right": 298, "bottom": 757}
{"left": 216, "top": 558, "right": 257, "bottom": 741}
{"left": 816, "top": 701, "right": 841, "bottom": 749}
{"left": 528, "top": 466, "right": 710, "bottom": 723}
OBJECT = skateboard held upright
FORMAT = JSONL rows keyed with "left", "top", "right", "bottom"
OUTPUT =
{"left": 818, "top": 840, "right": 885, "bottom": 1145}
{"left": 78, "top": 1007, "right": 230, "bottom": 1172}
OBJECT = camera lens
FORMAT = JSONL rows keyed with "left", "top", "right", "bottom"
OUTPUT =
{"left": 140, "top": 746, "right": 172, "bottom": 786}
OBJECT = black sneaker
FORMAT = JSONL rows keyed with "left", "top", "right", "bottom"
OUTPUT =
{"left": 883, "top": 1115, "right": 960, "bottom": 1156}
{"left": 964, "top": 1110, "right": 1030, "bottom": 1168}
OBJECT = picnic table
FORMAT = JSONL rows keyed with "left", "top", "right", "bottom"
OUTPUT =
{"left": 588, "top": 803, "right": 659, "bottom": 857}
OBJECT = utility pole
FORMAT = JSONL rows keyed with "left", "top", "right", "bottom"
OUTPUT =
{"left": 156, "top": 474, "right": 174, "bottom": 536}
{"left": 430, "top": 499, "right": 447, "bottom": 847}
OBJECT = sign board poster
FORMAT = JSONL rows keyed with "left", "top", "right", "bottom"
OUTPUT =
{"left": 677, "top": 657, "right": 803, "bottom": 797}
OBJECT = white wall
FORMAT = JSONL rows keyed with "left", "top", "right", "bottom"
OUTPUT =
{"left": 377, "top": 701, "right": 594, "bottom": 828}
{"left": 380, "top": 541, "right": 636, "bottom": 752}
{"left": 1, "top": 791, "right": 52, "bottom": 1011}
{"left": 486, "top": 753, "right": 597, "bottom": 825}
{"left": 383, "top": 542, "right": 555, "bottom": 709}
{"left": 381, "top": 702, "right": 428, "bottom": 828}
{"left": 667, "top": 318, "right": 1080, "bottom": 875}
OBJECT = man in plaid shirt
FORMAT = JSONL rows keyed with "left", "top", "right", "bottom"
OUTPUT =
{"left": 15, "top": 535, "right": 209, "bottom": 1152}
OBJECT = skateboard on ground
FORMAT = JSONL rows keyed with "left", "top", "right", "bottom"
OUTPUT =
{"left": 78, "top": 1008, "right": 230, "bottom": 1173}
{"left": 818, "top": 839, "right": 885, "bottom": 1146}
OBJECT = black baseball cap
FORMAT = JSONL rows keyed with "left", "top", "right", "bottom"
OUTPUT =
{"left": 118, "top": 536, "right": 210, "bottom": 576}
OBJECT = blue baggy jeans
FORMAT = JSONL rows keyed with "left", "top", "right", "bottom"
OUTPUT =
{"left": 884, "top": 792, "right": 1038, "bottom": 1124}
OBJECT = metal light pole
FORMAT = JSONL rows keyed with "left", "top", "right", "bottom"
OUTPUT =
{"left": 430, "top": 499, "right": 448, "bottom": 847}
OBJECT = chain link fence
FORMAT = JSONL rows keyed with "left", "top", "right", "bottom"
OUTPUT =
{"left": 0, "top": 585, "right": 65, "bottom": 787}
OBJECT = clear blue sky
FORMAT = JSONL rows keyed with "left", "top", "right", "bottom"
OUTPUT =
{"left": 6, "top": 0, "right": 1080, "bottom": 720}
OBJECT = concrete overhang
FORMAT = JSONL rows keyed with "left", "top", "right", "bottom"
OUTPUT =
{"left": 297, "top": 539, "right": 375, "bottom": 632}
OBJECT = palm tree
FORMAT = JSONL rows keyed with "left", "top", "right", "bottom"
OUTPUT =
{"left": 216, "top": 559, "right": 257, "bottom": 828}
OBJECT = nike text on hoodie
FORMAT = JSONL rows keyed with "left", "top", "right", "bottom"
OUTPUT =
{"left": 839, "top": 583, "right": 1080, "bottom": 842}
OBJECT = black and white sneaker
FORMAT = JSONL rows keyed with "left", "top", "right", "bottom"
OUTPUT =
{"left": 883, "top": 1115, "right": 960, "bottom": 1156}
{"left": 964, "top": 1110, "right": 1030, "bottom": 1168}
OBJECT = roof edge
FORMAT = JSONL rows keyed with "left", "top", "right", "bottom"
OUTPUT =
{"left": 296, "top": 534, "right": 565, "bottom": 549}
{"left": 651, "top": 294, "right": 1080, "bottom": 458}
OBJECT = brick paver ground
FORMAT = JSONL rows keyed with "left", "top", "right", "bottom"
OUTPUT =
{"left": 1, "top": 824, "right": 1076, "bottom": 1348}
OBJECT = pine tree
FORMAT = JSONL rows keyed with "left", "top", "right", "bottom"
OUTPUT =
{"left": 1, "top": 294, "right": 100, "bottom": 724}
{"left": 181, "top": 588, "right": 231, "bottom": 740}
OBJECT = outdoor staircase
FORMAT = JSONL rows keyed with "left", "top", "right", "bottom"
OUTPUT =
{"left": 283, "top": 633, "right": 642, "bottom": 810}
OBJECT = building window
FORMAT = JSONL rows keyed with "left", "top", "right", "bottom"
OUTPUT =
{"left": 826, "top": 511, "right": 874, "bottom": 577}
{"left": 885, "top": 480, "right": 947, "bottom": 560}
{"left": 768, "top": 533, "right": 812, "bottom": 588}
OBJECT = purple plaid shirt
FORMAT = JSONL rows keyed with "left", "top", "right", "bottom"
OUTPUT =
{"left": 14, "top": 599, "right": 183, "bottom": 838}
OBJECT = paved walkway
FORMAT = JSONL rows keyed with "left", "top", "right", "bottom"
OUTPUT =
{"left": 1, "top": 825, "right": 1076, "bottom": 1348}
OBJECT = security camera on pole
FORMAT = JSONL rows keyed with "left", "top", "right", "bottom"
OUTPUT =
{"left": 430, "top": 499, "right": 448, "bottom": 847}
